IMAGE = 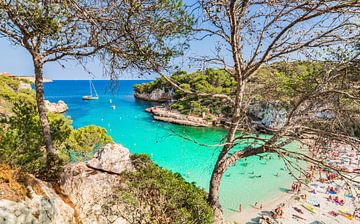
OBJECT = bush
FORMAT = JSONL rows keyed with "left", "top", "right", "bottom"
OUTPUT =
{"left": 0, "top": 99, "right": 68, "bottom": 180}
{"left": 116, "top": 154, "right": 213, "bottom": 224}
{"left": 60, "top": 125, "right": 112, "bottom": 162}
{"left": 0, "top": 97, "right": 111, "bottom": 179}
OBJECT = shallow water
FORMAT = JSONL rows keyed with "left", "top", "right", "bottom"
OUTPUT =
{"left": 44, "top": 80, "right": 294, "bottom": 217}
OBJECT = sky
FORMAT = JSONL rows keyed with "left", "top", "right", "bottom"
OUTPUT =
{"left": 0, "top": 0, "right": 228, "bottom": 80}
{"left": 0, "top": 34, "right": 218, "bottom": 80}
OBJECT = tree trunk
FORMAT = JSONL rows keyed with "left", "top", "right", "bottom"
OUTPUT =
{"left": 209, "top": 162, "right": 226, "bottom": 224}
{"left": 208, "top": 78, "right": 246, "bottom": 223}
{"left": 34, "top": 58, "right": 55, "bottom": 154}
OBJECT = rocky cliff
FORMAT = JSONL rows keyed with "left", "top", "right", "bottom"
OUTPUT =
{"left": 0, "top": 167, "right": 76, "bottom": 224}
{"left": 59, "top": 143, "right": 133, "bottom": 224}
{"left": 247, "top": 101, "right": 287, "bottom": 131}
{"left": 134, "top": 88, "right": 173, "bottom": 102}
{"left": 0, "top": 143, "right": 134, "bottom": 224}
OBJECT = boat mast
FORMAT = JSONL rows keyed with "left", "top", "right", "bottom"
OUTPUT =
{"left": 92, "top": 81, "right": 98, "bottom": 97}
{"left": 89, "top": 80, "right": 93, "bottom": 96}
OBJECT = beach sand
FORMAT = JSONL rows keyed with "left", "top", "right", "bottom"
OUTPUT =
{"left": 227, "top": 178, "right": 358, "bottom": 223}
{"left": 226, "top": 141, "right": 360, "bottom": 224}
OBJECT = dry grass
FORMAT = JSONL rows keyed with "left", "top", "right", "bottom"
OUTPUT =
{"left": 0, "top": 164, "right": 27, "bottom": 201}
{"left": 0, "top": 164, "right": 47, "bottom": 202}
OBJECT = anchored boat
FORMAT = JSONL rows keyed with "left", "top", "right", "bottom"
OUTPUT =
{"left": 82, "top": 80, "right": 99, "bottom": 100}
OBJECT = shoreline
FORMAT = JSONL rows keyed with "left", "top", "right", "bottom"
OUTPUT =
{"left": 225, "top": 141, "right": 359, "bottom": 223}
{"left": 225, "top": 190, "right": 294, "bottom": 223}
{"left": 145, "top": 106, "right": 216, "bottom": 127}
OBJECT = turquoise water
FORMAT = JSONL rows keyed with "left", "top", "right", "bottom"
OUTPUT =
{"left": 44, "top": 80, "right": 294, "bottom": 217}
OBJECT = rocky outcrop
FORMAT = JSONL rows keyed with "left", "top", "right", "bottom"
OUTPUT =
{"left": 60, "top": 143, "right": 133, "bottom": 224}
{"left": 0, "top": 178, "right": 75, "bottom": 224}
{"left": 134, "top": 88, "right": 173, "bottom": 102}
{"left": 45, "top": 100, "right": 68, "bottom": 113}
{"left": 87, "top": 143, "right": 134, "bottom": 174}
{"left": 247, "top": 101, "right": 287, "bottom": 131}
{"left": 145, "top": 106, "right": 213, "bottom": 127}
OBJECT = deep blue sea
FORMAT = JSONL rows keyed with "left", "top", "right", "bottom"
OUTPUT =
{"left": 43, "top": 80, "right": 293, "bottom": 217}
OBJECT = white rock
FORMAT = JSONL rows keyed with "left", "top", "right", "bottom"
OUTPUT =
{"left": 60, "top": 143, "right": 134, "bottom": 224}
{"left": 0, "top": 179, "right": 75, "bottom": 224}
{"left": 134, "top": 88, "right": 173, "bottom": 102}
{"left": 248, "top": 102, "right": 287, "bottom": 130}
{"left": 87, "top": 143, "right": 134, "bottom": 174}
{"left": 45, "top": 100, "right": 68, "bottom": 113}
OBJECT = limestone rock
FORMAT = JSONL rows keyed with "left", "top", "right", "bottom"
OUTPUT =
{"left": 60, "top": 143, "right": 134, "bottom": 224}
{"left": 247, "top": 101, "right": 287, "bottom": 130}
{"left": 146, "top": 106, "right": 213, "bottom": 127}
{"left": 45, "top": 100, "right": 68, "bottom": 113}
{"left": 134, "top": 88, "right": 173, "bottom": 102}
{"left": 0, "top": 179, "right": 75, "bottom": 224}
{"left": 87, "top": 143, "right": 134, "bottom": 174}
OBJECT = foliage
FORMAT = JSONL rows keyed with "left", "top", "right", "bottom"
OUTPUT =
{"left": 0, "top": 76, "right": 35, "bottom": 107}
{"left": 59, "top": 125, "right": 112, "bottom": 162}
{"left": 254, "top": 61, "right": 360, "bottom": 137}
{"left": 134, "top": 62, "right": 360, "bottom": 137}
{"left": 135, "top": 68, "right": 236, "bottom": 116}
{"left": 0, "top": 99, "right": 68, "bottom": 180}
{"left": 0, "top": 77, "right": 112, "bottom": 178}
{"left": 116, "top": 154, "right": 213, "bottom": 224}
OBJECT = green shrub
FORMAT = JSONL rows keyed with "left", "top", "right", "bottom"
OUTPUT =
{"left": 0, "top": 99, "right": 69, "bottom": 180}
{"left": 116, "top": 154, "right": 212, "bottom": 224}
{"left": 60, "top": 125, "right": 112, "bottom": 162}
{"left": 0, "top": 94, "right": 111, "bottom": 178}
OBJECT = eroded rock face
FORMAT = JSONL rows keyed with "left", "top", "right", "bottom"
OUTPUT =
{"left": 0, "top": 179, "right": 75, "bottom": 224}
{"left": 134, "top": 88, "right": 173, "bottom": 102}
{"left": 247, "top": 102, "right": 287, "bottom": 130}
{"left": 45, "top": 100, "right": 68, "bottom": 113}
{"left": 60, "top": 143, "right": 133, "bottom": 224}
{"left": 87, "top": 143, "right": 134, "bottom": 174}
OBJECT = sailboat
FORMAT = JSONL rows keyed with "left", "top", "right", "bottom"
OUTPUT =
{"left": 82, "top": 80, "right": 99, "bottom": 100}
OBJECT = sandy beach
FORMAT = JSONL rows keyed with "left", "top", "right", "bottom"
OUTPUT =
{"left": 226, "top": 141, "right": 360, "bottom": 224}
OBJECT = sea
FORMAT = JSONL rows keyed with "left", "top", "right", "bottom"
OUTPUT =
{"left": 43, "top": 80, "right": 294, "bottom": 217}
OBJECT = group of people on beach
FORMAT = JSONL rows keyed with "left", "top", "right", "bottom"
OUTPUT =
{"left": 271, "top": 205, "right": 284, "bottom": 219}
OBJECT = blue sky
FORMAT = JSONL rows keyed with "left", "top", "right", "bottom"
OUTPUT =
{"left": 0, "top": 0, "right": 227, "bottom": 80}
{"left": 0, "top": 34, "right": 218, "bottom": 80}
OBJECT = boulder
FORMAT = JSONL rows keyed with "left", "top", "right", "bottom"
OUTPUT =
{"left": 45, "top": 100, "right": 68, "bottom": 113}
{"left": 60, "top": 143, "right": 134, "bottom": 224}
{"left": 87, "top": 143, "right": 134, "bottom": 174}
{"left": 0, "top": 178, "right": 75, "bottom": 224}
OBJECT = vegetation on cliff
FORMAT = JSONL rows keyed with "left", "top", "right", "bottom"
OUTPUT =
{"left": 134, "top": 68, "right": 237, "bottom": 117}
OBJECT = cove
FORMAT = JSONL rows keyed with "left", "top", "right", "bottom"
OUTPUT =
{"left": 43, "top": 80, "right": 294, "bottom": 217}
